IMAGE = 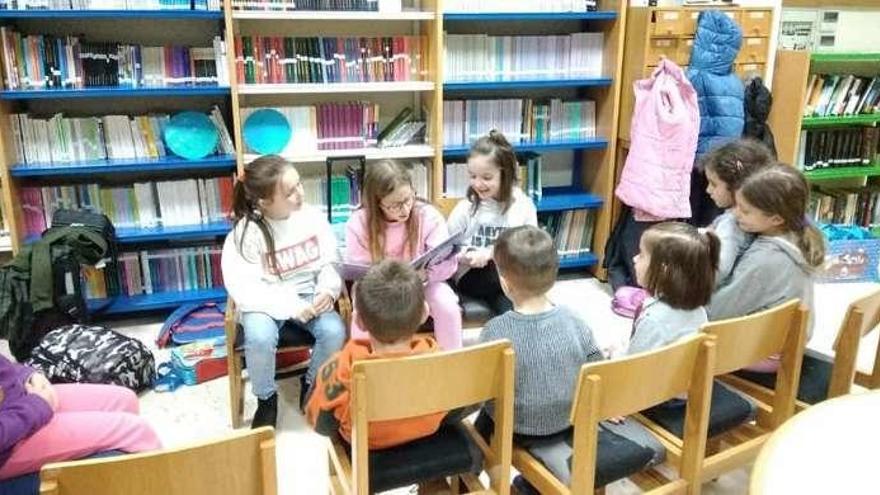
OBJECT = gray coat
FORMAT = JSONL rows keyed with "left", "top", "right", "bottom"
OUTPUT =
{"left": 708, "top": 234, "right": 814, "bottom": 339}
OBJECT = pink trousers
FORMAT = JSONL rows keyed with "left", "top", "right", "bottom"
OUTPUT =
{"left": 350, "top": 281, "right": 463, "bottom": 350}
{"left": 0, "top": 384, "right": 162, "bottom": 480}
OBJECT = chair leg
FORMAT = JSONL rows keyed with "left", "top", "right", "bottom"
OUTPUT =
{"left": 706, "top": 437, "right": 722, "bottom": 456}
{"left": 229, "top": 352, "right": 244, "bottom": 429}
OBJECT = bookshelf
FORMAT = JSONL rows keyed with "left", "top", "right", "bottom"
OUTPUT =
{"left": 0, "top": 6, "right": 234, "bottom": 313}
{"left": 439, "top": 0, "right": 628, "bottom": 273}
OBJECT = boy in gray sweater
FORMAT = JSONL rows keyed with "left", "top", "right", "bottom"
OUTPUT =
{"left": 477, "top": 226, "right": 664, "bottom": 490}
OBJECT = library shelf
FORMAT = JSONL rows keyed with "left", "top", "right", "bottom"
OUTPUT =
{"left": 444, "top": 77, "right": 612, "bottom": 91}
{"left": 810, "top": 52, "right": 880, "bottom": 63}
{"left": 0, "top": 86, "right": 231, "bottom": 100}
{"left": 10, "top": 155, "right": 237, "bottom": 178}
{"left": 804, "top": 165, "right": 880, "bottom": 181}
{"left": 801, "top": 114, "right": 880, "bottom": 129}
{"left": 558, "top": 252, "right": 599, "bottom": 269}
{"left": 0, "top": 9, "right": 224, "bottom": 19}
{"left": 243, "top": 144, "right": 435, "bottom": 164}
{"left": 536, "top": 189, "right": 604, "bottom": 212}
{"left": 232, "top": 10, "right": 435, "bottom": 20}
{"left": 87, "top": 287, "right": 227, "bottom": 314}
{"left": 443, "top": 138, "right": 608, "bottom": 155}
{"left": 25, "top": 221, "right": 231, "bottom": 245}
{"left": 443, "top": 11, "right": 618, "bottom": 21}
{"left": 237, "top": 81, "right": 435, "bottom": 95}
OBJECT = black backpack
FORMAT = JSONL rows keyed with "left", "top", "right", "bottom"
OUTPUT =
{"left": 26, "top": 324, "right": 156, "bottom": 392}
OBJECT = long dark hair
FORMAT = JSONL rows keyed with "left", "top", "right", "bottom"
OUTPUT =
{"left": 232, "top": 155, "right": 293, "bottom": 276}
{"left": 701, "top": 138, "right": 774, "bottom": 192}
{"left": 738, "top": 164, "right": 825, "bottom": 267}
{"left": 467, "top": 129, "right": 518, "bottom": 215}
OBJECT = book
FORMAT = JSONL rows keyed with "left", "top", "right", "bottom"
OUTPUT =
{"left": 336, "top": 229, "right": 467, "bottom": 280}
{"left": 798, "top": 127, "right": 880, "bottom": 171}
{"left": 538, "top": 208, "right": 596, "bottom": 258}
{"left": 231, "top": 0, "right": 379, "bottom": 11}
{"left": 443, "top": 0, "right": 592, "bottom": 13}
{"left": 803, "top": 74, "right": 880, "bottom": 118}
{"left": 1, "top": 1, "right": 222, "bottom": 10}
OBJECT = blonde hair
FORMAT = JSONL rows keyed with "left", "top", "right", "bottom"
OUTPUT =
{"left": 360, "top": 160, "right": 421, "bottom": 262}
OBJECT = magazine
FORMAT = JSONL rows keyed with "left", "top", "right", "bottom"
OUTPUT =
{"left": 335, "top": 230, "right": 466, "bottom": 281}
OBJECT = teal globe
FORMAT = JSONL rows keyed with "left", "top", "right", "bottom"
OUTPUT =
{"left": 164, "top": 111, "right": 219, "bottom": 160}
{"left": 244, "top": 109, "right": 291, "bottom": 155}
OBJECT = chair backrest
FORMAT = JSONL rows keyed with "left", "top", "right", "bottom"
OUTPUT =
{"left": 350, "top": 340, "right": 515, "bottom": 495}
{"left": 568, "top": 334, "right": 716, "bottom": 494}
{"left": 40, "top": 428, "right": 277, "bottom": 495}
{"left": 701, "top": 299, "right": 809, "bottom": 427}
{"left": 832, "top": 289, "right": 880, "bottom": 394}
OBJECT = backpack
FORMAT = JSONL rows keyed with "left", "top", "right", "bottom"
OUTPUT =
{"left": 611, "top": 286, "right": 649, "bottom": 319}
{"left": 156, "top": 302, "right": 226, "bottom": 348}
{"left": 26, "top": 324, "right": 156, "bottom": 392}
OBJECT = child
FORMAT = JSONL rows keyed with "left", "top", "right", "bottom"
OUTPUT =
{"left": 447, "top": 130, "right": 538, "bottom": 315}
{"left": 702, "top": 139, "right": 774, "bottom": 286}
{"left": 629, "top": 222, "right": 720, "bottom": 355}
{"left": 0, "top": 356, "right": 161, "bottom": 480}
{"left": 306, "top": 260, "right": 444, "bottom": 449}
{"left": 346, "top": 160, "right": 462, "bottom": 349}
{"left": 709, "top": 164, "right": 825, "bottom": 368}
{"left": 478, "top": 226, "right": 663, "bottom": 489}
{"left": 221, "top": 155, "right": 347, "bottom": 429}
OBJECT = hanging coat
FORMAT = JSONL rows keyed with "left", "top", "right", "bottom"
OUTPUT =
{"left": 616, "top": 58, "right": 700, "bottom": 221}
{"left": 743, "top": 75, "right": 778, "bottom": 157}
{"left": 687, "top": 9, "right": 745, "bottom": 157}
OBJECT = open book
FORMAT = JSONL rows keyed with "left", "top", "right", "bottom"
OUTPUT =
{"left": 336, "top": 230, "right": 467, "bottom": 281}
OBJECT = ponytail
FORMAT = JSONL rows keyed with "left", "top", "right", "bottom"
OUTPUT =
{"left": 700, "top": 228, "right": 721, "bottom": 274}
{"left": 797, "top": 221, "right": 827, "bottom": 268}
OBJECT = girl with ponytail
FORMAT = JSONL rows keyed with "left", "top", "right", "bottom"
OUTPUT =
{"left": 221, "top": 155, "right": 346, "bottom": 428}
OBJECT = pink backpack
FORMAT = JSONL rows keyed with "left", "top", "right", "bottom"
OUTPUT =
{"left": 612, "top": 286, "right": 649, "bottom": 319}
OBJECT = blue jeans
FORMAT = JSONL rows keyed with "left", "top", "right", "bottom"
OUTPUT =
{"left": 241, "top": 311, "right": 346, "bottom": 400}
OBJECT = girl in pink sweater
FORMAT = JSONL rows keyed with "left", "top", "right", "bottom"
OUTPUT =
{"left": 346, "top": 160, "right": 462, "bottom": 349}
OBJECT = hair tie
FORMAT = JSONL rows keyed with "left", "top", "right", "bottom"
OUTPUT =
{"left": 735, "top": 160, "right": 744, "bottom": 171}
{"left": 697, "top": 227, "right": 708, "bottom": 235}
{"left": 250, "top": 208, "right": 263, "bottom": 221}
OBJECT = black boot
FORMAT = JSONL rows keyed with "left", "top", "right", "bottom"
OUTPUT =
{"left": 299, "top": 375, "right": 311, "bottom": 413}
{"left": 252, "top": 393, "right": 278, "bottom": 429}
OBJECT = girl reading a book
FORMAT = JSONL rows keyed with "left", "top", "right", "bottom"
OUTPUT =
{"left": 346, "top": 160, "right": 463, "bottom": 349}
{"left": 447, "top": 130, "right": 537, "bottom": 315}
{"left": 701, "top": 138, "right": 774, "bottom": 287}
{"left": 221, "top": 155, "right": 346, "bottom": 429}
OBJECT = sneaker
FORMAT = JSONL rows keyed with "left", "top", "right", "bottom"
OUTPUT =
{"left": 252, "top": 393, "right": 278, "bottom": 429}
{"left": 299, "top": 375, "right": 311, "bottom": 412}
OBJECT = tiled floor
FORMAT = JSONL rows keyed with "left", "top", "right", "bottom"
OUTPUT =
{"left": 9, "top": 278, "right": 876, "bottom": 494}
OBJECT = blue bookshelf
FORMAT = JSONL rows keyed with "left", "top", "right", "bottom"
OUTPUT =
{"left": 0, "top": 9, "right": 224, "bottom": 19}
{"left": 444, "top": 77, "right": 612, "bottom": 91}
{"left": 10, "top": 155, "right": 236, "bottom": 178}
{"left": 558, "top": 253, "right": 598, "bottom": 269}
{"left": 443, "top": 11, "right": 617, "bottom": 21}
{"left": 115, "top": 221, "right": 231, "bottom": 243}
{"left": 0, "top": 86, "right": 230, "bottom": 100}
{"left": 444, "top": 138, "right": 608, "bottom": 156}
{"left": 536, "top": 189, "right": 603, "bottom": 212}
{"left": 87, "top": 287, "right": 227, "bottom": 314}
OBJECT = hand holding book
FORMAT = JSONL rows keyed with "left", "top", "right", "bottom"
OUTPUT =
{"left": 336, "top": 230, "right": 466, "bottom": 281}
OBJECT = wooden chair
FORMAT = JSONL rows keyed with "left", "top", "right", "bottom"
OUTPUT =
{"left": 328, "top": 340, "right": 515, "bottom": 495}
{"left": 40, "top": 427, "right": 276, "bottom": 495}
{"left": 512, "top": 334, "right": 716, "bottom": 495}
{"left": 637, "top": 300, "right": 809, "bottom": 484}
{"left": 226, "top": 292, "right": 352, "bottom": 428}
{"left": 722, "top": 289, "right": 880, "bottom": 410}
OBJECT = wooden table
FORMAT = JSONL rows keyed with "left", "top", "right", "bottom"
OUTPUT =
{"left": 751, "top": 389, "right": 880, "bottom": 494}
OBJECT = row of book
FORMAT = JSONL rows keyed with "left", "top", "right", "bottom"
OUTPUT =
{"left": 241, "top": 103, "right": 382, "bottom": 154}
{"left": 443, "top": 153, "right": 544, "bottom": 202}
{"left": 84, "top": 246, "right": 224, "bottom": 299}
{"left": 234, "top": 36, "right": 425, "bottom": 85}
{"left": 0, "top": 29, "right": 229, "bottom": 90}
{"left": 20, "top": 177, "right": 234, "bottom": 237}
{"left": 797, "top": 127, "right": 880, "bottom": 171}
{"left": 809, "top": 187, "right": 880, "bottom": 228}
{"left": 803, "top": 74, "right": 880, "bottom": 118}
{"left": 444, "top": 0, "right": 597, "bottom": 12}
{"left": 443, "top": 98, "right": 596, "bottom": 147}
{"left": 0, "top": 1, "right": 221, "bottom": 9}
{"left": 8, "top": 106, "right": 234, "bottom": 166}
{"left": 231, "top": 0, "right": 379, "bottom": 10}
{"left": 444, "top": 33, "right": 604, "bottom": 81}
{"left": 538, "top": 208, "right": 595, "bottom": 258}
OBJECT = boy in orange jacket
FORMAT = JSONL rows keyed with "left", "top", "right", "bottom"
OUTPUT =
{"left": 306, "top": 260, "right": 444, "bottom": 449}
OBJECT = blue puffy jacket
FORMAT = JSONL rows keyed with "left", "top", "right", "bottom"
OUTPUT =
{"left": 687, "top": 10, "right": 744, "bottom": 157}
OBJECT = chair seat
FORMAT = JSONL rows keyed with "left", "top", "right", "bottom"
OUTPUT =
{"left": 234, "top": 321, "right": 316, "bottom": 351}
{"left": 642, "top": 381, "right": 755, "bottom": 438}
{"left": 459, "top": 294, "right": 495, "bottom": 323}
{"left": 340, "top": 422, "right": 482, "bottom": 493}
{"left": 733, "top": 354, "right": 832, "bottom": 405}
{"left": 0, "top": 451, "right": 125, "bottom": 495}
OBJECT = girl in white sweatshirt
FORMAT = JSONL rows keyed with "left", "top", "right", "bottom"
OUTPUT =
{"left": 447, "top": 130, "right": 537, "bottom": 315}
{"left": 221, "top": 156, "right": 346, "bottom": 429}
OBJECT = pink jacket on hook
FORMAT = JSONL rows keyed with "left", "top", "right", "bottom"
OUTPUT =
{"left": 616, "top": 58, "right": 700, "bottom": 221}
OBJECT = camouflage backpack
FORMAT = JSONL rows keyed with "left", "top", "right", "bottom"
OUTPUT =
{"left": 26, "top": 324, "right": 155, "bottom": 392}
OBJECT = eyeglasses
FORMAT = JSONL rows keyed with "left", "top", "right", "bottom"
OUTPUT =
{"left": 380, "top": 194, "right": 415, "bottom": 213}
